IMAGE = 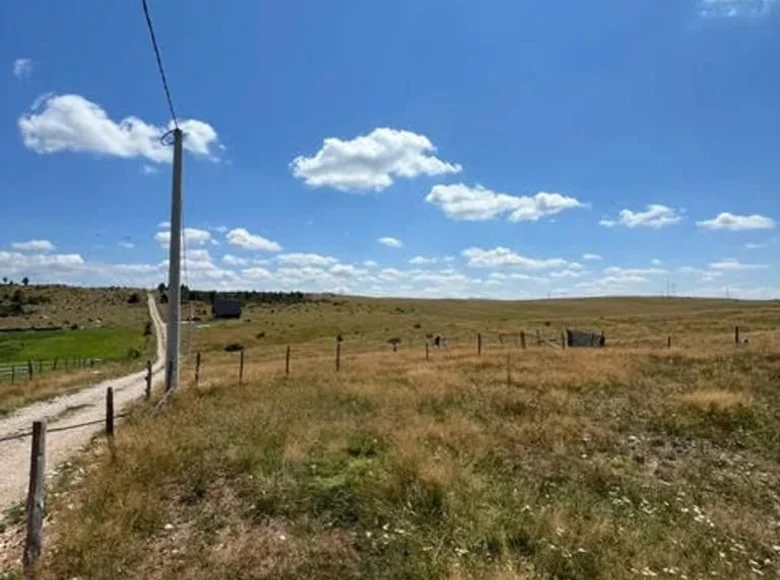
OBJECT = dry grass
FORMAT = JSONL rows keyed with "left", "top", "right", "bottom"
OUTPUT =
{"left": 5, "top": 297, "right": 780, "bottom": 579}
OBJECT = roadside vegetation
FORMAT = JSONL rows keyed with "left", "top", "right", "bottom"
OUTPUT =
{"left": 10, "top": 296, "right": 778, "bottom": 579}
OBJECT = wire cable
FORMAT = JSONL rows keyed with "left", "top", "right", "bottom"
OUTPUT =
{"left": 141, "top": 0, "right": 179, "bottom": 128}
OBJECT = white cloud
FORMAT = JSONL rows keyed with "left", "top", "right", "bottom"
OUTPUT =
{"left": 13, "top": 58, "right": 32, "bottom": 79}
{"left": 582, "top": 253, "right": 602, "bottom": 261}
{"left": 212, "top": 225, "right": 229, "bottom": 234}
{"left": 603, "top": 266, "right": 667, "bottom": 276}
{"left": 276, "top": 253, "right": 337, "bottom": 267}
{"left": 11, "top": 239, "right": 55, "bottom": 252}
{"left": 226, "top": 228, "right": 282, "bottom": 252}
{"left": 0, "top": 251, "right": 84, "bottom": 272}
{"left": 158, "top": 221, "right": 171, "bottom": 229}
{"left": 461, "top": 247, "right": 568, "bottom": 269}
{"left": 744, "top": 241, "right": 767, "bottom": 249}
{"left": 599, "top": 205, "right": 682, "bottom": 229}
{"left": 409, "top": 256, "right": 437, "bottom": 265}
{"left": 378, "top": 237, "right": 403, "bottom": 248}
{"left": 709, "top": 258, "right": 768, "bottom": 271}
{"left": 651, "top": 258, "right": 662, "bottom": 266}
{"left": 425, "top": 183, "right": 584, "bottom": 222}
{"left": 118, "top": 241, "right": 135, "bottom": 249}
{"left": 290, "top": 127, "right": 461, "bottom": 192}
{"left": 362, "top": 260, "right": 378, "bottom": 267}
{"left": 18, "top": 94, "right": 221, "bottom": 163}
{"left": 141, "top": 164, "right": 159, "bottom": 175}
{"left": 699, "top": 0, "right": 778, "bottom": 18}
{"left": 696, "top": 212, "right": 775, "bottom": 231}
{"left": 222, "top": 254, "right": 248, "bottom": 267}
{"left": 242, "top": 267, "right": 273, "bottom": 279}
{"left": 155, "top": 227, "right": 212, "bottom": 247}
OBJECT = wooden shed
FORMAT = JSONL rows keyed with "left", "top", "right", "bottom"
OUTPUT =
{"left": 212, "top": 298, "right": 242, "bottom": 319}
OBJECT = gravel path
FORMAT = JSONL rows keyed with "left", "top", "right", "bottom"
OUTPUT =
{"left": 0, "top": 293, "right": 166, "bottom": 513}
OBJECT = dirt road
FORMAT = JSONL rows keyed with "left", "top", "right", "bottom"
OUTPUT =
{"left": 0, "top": 293, "right": 166, "bottom": 514}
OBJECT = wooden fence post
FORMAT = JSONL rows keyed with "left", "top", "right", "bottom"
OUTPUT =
{"left": 145, "top": 360, "right": 152, "bottom": 400}
{"left": 195, "top": 352, "right": 201, "bottom": 385}
{"left": 23, "top": 420, "right": 46, "bottom": 575}
{"left": 11, "top": 366, "right": 15, "bottom": 383}
{"left": 336, "top": 342, "right": 341, "bottom": 372}
{"left": 285, "top": 346, "right": 291, "bottom": 376}
{"left": 536, "top": 330, "right": 541, "bottom": 347}
{"left": 520, "top": 331, "right": 526, "bottom": 350}
{"left": 477, "top": 333, "right": 482, "bottom": 356}
{"left": 425, "top": 341, "right": 429, "bottom": 361}
{"left": 27, "top": 360, "right": 33, "bottom": 381}
{"left": 667, "top": 336, "right": 671, "bottom": 350}
{"left": 561, "top": 331, "right": 566, "bottom": 350}
{"left": 239, "top": 349, "right": 245, "bottom": 384}
{"left": 106, "top": 387, "right": 114, "bottom": 439}
{"left": 734, "top": 326, "right": 740, "bottom": 345}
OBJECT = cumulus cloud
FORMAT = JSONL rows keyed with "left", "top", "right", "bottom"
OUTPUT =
{"left": 276, "top": 253, "right": 338, "bottom": 267}
{"left": 409, "top": 256, "right": 437, "bottom": 265}
{"left": 0, "top": 251, "right": 85, "bottom": 275}
{"left": 18, "top": 94, "right": 221, "bottom": 163}
{"left": 599, "top": 205, "right": 682, "bottom": 229}
{"left": 226, "top": 228, "right": 282, "bottom": 252}
{"left": 11, "top": 239, "right": 55, "bottom": 252}
{"left": 709, "top": 258, "right": 768, "bottom": 271}
{"left": 378, "top": 237, "right": 403, "bottom": 248}
{"left": 362, "top": 260, "right": 378, "bottom": 267}
{"left": 155, "top": 227, "right": 212, "bottom": 247}
{"left": 222, "top": 254, "right": 248, "bottom": 267}
{"left": 290, "top": 128, "right": 461, "bottom": 192}
{"left": 696, "top": 212, "right": 775, "bottom": 231}
{"left": 582, "top": 253, "right": 602, "bottom": 261}
{"left": 461, "top": 247, "right": 568, "bottom": 269}
{"left": 426, "top": 184, "right": 584, "bottom": 222}
{"left": 13, "top": 58, "right": 32, "bottom": 79}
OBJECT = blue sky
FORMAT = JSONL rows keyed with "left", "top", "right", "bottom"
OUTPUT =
{"left": 1, "top": 0, "right": 778, "bottom": 299}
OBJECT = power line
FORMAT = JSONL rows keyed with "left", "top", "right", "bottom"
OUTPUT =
{"left": 141, "top": 0, "right": 179, "bottom": 128}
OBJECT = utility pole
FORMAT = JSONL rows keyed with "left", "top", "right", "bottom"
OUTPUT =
{"left": 165, "top": 128, "right": 183, "bottom": 392}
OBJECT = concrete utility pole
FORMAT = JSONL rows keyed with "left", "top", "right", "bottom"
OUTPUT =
{"left": 165, "top": 128, "right": 183, "bottom": 392}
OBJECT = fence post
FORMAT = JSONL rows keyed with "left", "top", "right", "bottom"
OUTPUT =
{"left": 195, "top": 352, "right": 201, "bottom": 385}
{"left": 520, "top": 331, "right": 526, "bottom": 350}
{"left": 145, "top": 360, "right": 152, "bottom": 400}
{"left": 53, "top": 358, "right": 57, "bottom": 371}
{"left": 285, "top": 346, "right": 291, "bottom": 376}
{"left": 11, "top": 366, "right": 15, "bottom": 383}
{"left": 336, "top": 342, "right": 341, "bottom": 372}
{"left": 106, "top": 387, "right": 114, "bottom": 439}
{"left": 27, "top": 360, "right": 33, "bottom": 381}
{"left": 425, "top": 341, "right": 429, "bottom": 361}
{"left": 734, "top": 326, "right": 740, "bottom": 345}
{"left": 536, "top": 330, "right": 541, "bottom": 346}
{"left": 239, "top": 349, "right": 245, "bottom": 384}
{"left": 667, "top": 336, "right": 671, "bottom": 350}
{"left": 23, "top": 420, "right": 46, "bottom": 575}
{"left": 477, "top": 333, "right": 482, "bottom": 356}
{"left": 561, "top": 331, "right": 566, "bottom": 350}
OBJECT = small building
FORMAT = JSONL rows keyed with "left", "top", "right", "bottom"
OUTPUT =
{"left": 212, "top": 298, "right": 242, "bottom": 319}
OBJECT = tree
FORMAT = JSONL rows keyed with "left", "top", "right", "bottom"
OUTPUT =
{"left": 157, "top": 282, "right": 167, "bottom": 294}
{"left": 2, "top": 277, "right": 6, "bottom": 284}
{"left": 22, "top": 277, "right": 29, "bottom": 287}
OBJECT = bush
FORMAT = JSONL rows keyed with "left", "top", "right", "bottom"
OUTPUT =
{"left": 70, "top": 323, "right": 80, "bottom": 330}
{"left": 224, "top": 343, "right": 244, "bottom": 352}
{"left": 127, "top": 348, "right": 142, "bottom": 359}
{"left": 128, "top": 292, "right": 141, "bottom": 304}
{"left": 256, "top": 331, "right": 266, "bottom": 339}
{"left": 144, "top": 321, "right": 153, "bottom": 337}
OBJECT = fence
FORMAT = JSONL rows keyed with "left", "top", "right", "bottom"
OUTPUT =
{"left": 0, "top": 355, "right": 137, "bottom": 383}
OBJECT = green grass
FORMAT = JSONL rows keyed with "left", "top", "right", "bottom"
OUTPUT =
{"left": 0, "top": 326, "right": 145, "bottom": 364}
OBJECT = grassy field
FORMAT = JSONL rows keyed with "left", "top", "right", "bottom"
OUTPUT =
{"left": 0, "top": 286, "right": 154, "bottom": 414}
{"left": 5, "top": 296, "right": 780, "bottom": 579}
{"left": 0, "top": 327, "right": 146, "bottom": 364}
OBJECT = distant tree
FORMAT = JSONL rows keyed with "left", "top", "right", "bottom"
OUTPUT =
{"left": 157, "top": 282, "right": 167, "bottom": 294}
{"left": 181, "top": 284, "right": 190, "bottom": 302}
{"left": 2, "top": 277, "right": 7, "bottom": 284}
{"left": 22, "top": 277, "right": 29, "bottom": 287}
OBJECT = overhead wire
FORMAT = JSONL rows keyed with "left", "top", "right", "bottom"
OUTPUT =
{"left": 140, "top": 0, "right": 193, "bottom": 360}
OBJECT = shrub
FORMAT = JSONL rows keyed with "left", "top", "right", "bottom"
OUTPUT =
{"left": 128, "top": 292, "right": 141, "bottom": 305}
{"left": 143, "top": 321, "right": 153, "bottom": 337}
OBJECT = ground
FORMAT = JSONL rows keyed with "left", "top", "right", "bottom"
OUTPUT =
{"left": 0, "top": 286, "right": 153, "bottom": 415}
{"left": 3, "top": 295, "right": 780, "bottom": 579}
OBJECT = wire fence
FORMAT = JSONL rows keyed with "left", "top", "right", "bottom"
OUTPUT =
{"left": 0, "top": 355, "right": 140, "bottom": 383}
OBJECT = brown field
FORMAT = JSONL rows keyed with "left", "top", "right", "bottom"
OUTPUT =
{"left": 3, "top": 295, "right": 780, "bottom": 579}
